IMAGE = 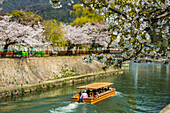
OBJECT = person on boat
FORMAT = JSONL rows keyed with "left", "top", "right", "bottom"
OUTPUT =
{"left": 94, "top": 94, "right": 97, "bottom": 98}
{"left": 97, "top": 88, "right": 100, "bottom": 93}
{"left": 93, "top": 89, "right": 97, "bottom": 98}
{"left": 110, "top": 88, "right": 113, "bottom": 91}
{"left": 97, "top": 92, "right": 100, "bottom": 97}
{"left": 79, "top": 91, "right": 82, "bottom": 96}
{"left": 86, "top": 89, "right": 90, "bottom": 97}
{"left": 102, "top": 87, "right": 104, "bottom": 92}
{"left": 98, "top": 88, "right": 102, "bottom": 94}
{"left": 104, "top": 87, "right": 107, "bottom": 91}
{"left": 81, "top": 91, "right": 88, "bottom": 99}
{"left": 79, "top": 91, "right": 82, "bottom": 102}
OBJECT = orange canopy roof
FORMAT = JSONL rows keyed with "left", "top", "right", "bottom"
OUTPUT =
{"left": 76, "top": 82, "right": 114, "bottom": 90}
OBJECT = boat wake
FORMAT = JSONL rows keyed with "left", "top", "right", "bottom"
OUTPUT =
{"left": 113, "top": 91, "right": 128, "bottom": 97}
{"left": 49, "top": 102, "right": 80, "bottom": 113}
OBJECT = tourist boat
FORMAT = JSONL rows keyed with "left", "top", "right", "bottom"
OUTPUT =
{"left": 71, "top": 82, "right": 116, "bottom": 104}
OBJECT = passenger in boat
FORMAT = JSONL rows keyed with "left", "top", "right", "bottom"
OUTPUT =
{"left": 98, "top": 89, "right": 102, "bottom": 94}
{"left": 79, "top": 91, "right": 82, "bottom": 96}
{"left": 93, "top": 89, "right": 97, "bottom": 98}
{"left": 101, "top": 87, "right": 104, "bottom": 93}
{"left": 81, "top": 91, "right": 88, "bottom": 99}
{"left": 87, "top": 89, "right": 90, "bottom": 97}
{"left": 97, "top": 89, "right": 100, "bottom": 93}
{"left": 110, "top": 88, "right": 113, "bottom": 91}
{"left": 107, "top": 87, "right": 110, "bottom": 91}
{"left": 97, "top": 92, "right": 100, "bottom": 97}
{"left": 104, "top": 87, "right": 107, "bottom": 91}
{"left": 94, "top": 94, "right": 97, "bottom": 98}
{"left": 79, "top": 91, "right": 82, "bottom": 102}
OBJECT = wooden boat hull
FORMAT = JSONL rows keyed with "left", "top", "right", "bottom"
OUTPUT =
{"left": 71, "top": 89, "right": 116, "bottom": 104}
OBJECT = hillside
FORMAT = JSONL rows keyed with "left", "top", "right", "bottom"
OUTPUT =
{"left": 0, "top": 0, "right": 78, "bottom": 23}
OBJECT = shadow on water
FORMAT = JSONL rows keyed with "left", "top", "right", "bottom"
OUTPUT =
{"left": 0, "top": 63, "right": 170, "bottom": 113}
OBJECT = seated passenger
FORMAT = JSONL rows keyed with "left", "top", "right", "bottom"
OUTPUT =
{"left": 104, "top": 87, "right": 107, "bottom": 91}
{"left": 81, "top": 91, "right": 88, "bottom": 99}
{"left": 110, "top": 88, "right": 113, "bottom": 91}
{"left": 87, "top": 89, "right": 90, "bottom": 97}
{"left": 107, "top": 87, "right": 109, "bottom": 91}
{"left": 79, "top": 91, "right": 82, "bottom": 96}
{"left": 99, "top": 90, "right": 102, "bottom": 94}
{"left": 94, "top": 95, "right": 97, "bottom": 98}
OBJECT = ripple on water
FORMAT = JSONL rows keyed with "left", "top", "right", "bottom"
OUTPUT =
{"left": 49, "top": 101, "right": 77, "bottom": 113}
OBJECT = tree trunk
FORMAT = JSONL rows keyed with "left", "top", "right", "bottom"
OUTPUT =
{"left": 67, "top": 41, "right": 72, "bottom": 56}
{"left": 1, "top": 44, "right": 10, "bottom": 58}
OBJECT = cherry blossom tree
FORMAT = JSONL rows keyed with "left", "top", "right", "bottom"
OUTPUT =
{"left": 0, "top": 16, "right": 48, "bottom": 58}
{"left": 63, "top": 22, "right": 108, "bottom": 51}
{"left": 50, "top": 0, "right": 169, "bottom": 67}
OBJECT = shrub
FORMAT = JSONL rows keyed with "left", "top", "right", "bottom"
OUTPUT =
{"left": 62, "top": 82, "right": 67, "bottom": 86}
{"left": 70, "top": 67, "right": 76, "bottom": 72}
{"left": 36, "top": 85, "right": 43, "bottom": 90}
{"left": 11, "top": 91, "right": 14, "bottom": 96}
{"left": 43, "top": 84, "right": 45, "bottom": 87}
{"left": 29, "top": 88, "right": 32, "bottom": 92}
{"left": 52, "top": 84, "right": 56, "bottom": 87}
{"left": 26, "top": 81, "right": 29, "bottom": 84}
{"left": 46, "top": 83, "right": 50, "bottom": 89}
{"left": 21, "top": 88, "right": 25, "bottom": 93}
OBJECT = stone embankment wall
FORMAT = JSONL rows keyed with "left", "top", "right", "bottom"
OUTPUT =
{"left": 0, "top": 56, "right": 104, "bottom": 87}
{"left": 0, "top": 68, "right": 124, "bottom": 101}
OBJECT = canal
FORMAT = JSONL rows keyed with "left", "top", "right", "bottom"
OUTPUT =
{"left": 0, "top": 63, "right": 169, "bottom": 113}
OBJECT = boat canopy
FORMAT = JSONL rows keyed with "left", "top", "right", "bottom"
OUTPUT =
{"left": 76, "top": 82, "right": 113, "bottom": 90}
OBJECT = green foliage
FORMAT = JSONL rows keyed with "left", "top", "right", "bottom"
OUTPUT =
{"left": 70, "top": 67, "right": 77, "bottom": 72}
{"left": 11, "top": 91, "right": 14, "bottom": 96}
{"left": 29, "top": 88, "right": 32, "bottom": 92}
{"left": 43, "top": 84, "right": 45, "bottom": 87}
{"left": 6, "top": 10, "right": 42, "bottom": 26}
{"left": 52, "top": 84, "right": 56, "bottom": 87}
{"left": 62, "top": 82, "right": 67, "bottom": 86}
{"left": 79, "top": 44, "right": 90, "bottom": 50}
{"left": 72, "top": 80, "right": 74, "bottom": 84}
{"left": 43, "top": 20, "right": 65, "bottom": 50}
{"left": 26, "top": 81, "right": 29, "bottom": 84}
{"left": 102, "top": 66, "right": 107, "bottom": 71}
{"left": 36, "top": 85, "right": 43, "bottom": 90}
{"left": 70, "top": 3, "right": 104, "bottom": 26}
{"left": 46, "top": 83, "right": 51, "bottom": 89}
{"left": 21, "top": 88, "right": 25, "bottom": 93}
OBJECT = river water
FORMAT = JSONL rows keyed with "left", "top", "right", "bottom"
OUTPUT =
{"left": 0, "top": 63, "right": 169, "bottom": 113}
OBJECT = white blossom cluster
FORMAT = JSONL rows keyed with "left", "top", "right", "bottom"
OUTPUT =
{"left": 63, "top": 22, "right": 108, "bottom": 47}
{"left": 0, "top": 16, "right": 49, "bottom": 48}
{"left": 102, "top": 0, "right": 169, "bottom": 60}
